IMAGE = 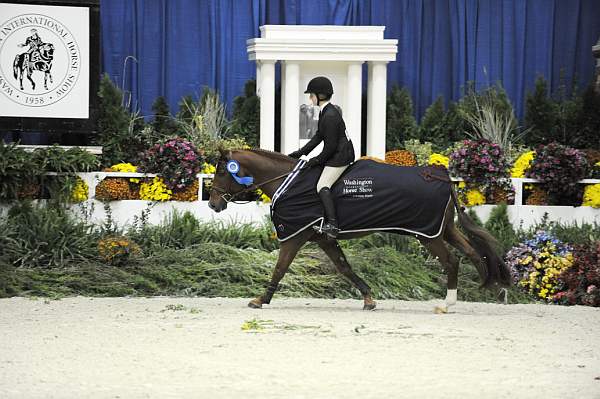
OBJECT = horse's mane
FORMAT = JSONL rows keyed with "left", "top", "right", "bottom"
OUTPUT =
{"left": 233, "top": 148, "right": 295, "bottom": 163}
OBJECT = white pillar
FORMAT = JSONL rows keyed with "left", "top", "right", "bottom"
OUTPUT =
{"left": 255, "top": 62, "right": 261, "bottom": 96}
{"left": 281, "top": 61, "right": 300, "bottom": 155}
{"left": 346, "top": 62, "right": 363, "bottom": 159}
{"left": 366, "top": 61, "right": 388, "bottom": 159}
{"left": 258, "top": 60, "right": 275, "bottom": 151}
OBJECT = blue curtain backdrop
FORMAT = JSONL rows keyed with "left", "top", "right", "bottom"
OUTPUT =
{"left": 100, "top": 0, "right": 600, "bottom": 121}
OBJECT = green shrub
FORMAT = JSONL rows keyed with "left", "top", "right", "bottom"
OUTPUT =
{"left": 484, "top": 204, "right": 517, "bottom": 252}
{"left": 386, "top": 86, "right": 418, "bottom": 151}
{"left": 228, "top": 79, "right": 260, "bottom": 147}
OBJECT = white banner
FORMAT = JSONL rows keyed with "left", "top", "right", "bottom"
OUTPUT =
{"left": 0, "top": 3, "right": 89, "bottom": 119}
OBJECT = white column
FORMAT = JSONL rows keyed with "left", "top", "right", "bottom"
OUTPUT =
{"left": 258, "top": 60, "right": 275, "bottom": 151}
{"left": 281, "top": 61, "right": 300, "bottom": 155}
{"left": 346, "top": 62, "right": 363, "bottom": 159}
{"left": 366, "top": 61, "right": 388, "bottom": 160}
{"left": 255, "top": 61, "right": 261, "bottom": 96}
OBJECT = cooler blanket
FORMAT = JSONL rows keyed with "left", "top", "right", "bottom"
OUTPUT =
{"left": 270, "top": 159, "right": 452, "bottom": 242}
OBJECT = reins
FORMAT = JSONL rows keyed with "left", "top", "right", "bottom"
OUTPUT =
{"left": 210, "top": 170, "right": 295, "bottom": 204}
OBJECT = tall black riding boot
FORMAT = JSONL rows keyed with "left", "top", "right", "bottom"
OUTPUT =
{"left": 318, "top": 187, "right": 340, "bottom": 239}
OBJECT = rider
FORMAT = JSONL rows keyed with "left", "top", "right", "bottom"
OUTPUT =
{"left": 287, "top": 76, "right": 355, "bottom": 239}
{"left": 18, "top": 28, "right": 43, "bottom": 61}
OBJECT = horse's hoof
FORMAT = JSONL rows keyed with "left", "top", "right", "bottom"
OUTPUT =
{"left": 363, "top": 302, "right": 377, "bottom": 311}
{"left": 434, "top": 305, "right": 448, "bottom": 314}
{"left": 248, "top": 300, "right": 262, "bottom": 309}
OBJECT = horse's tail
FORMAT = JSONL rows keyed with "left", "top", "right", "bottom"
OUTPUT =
{"left": 449, "top": 184, "right": 511, "bottom": 289}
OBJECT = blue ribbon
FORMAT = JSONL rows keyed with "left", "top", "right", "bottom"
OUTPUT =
{"left": 227, "top": 160, "right": 254, "bottom": 186}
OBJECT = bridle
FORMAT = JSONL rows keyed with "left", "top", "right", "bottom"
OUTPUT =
{"left": 209, "top": 161, "right": 296, "bottom": 204}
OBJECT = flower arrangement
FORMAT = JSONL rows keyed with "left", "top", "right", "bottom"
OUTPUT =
{"left": 139, "top": 137, "right": 202, "bottom": 190}
{"left": 95, "top": 178, "right": 139, "bottom": 201}
{"left": 582, "top": 184, "right": 600, "bottom": 208}
{"left": 455, "top": 181, "right": 486, "bottom": 207}
{"left": 106, "top": 163, "right": 140, "bottom": 183}
{"left": 70, "top": 177, "right": 88, "bottom": 202}
{"left": 139, "top": 176, "right": 172, "bottom": 201}
{"left": 554, "top": 241, "right": 600, "bottom": 307}
{"left": 255, "top": 188, "right": 271, "bottom": 203}
{"left": 526, "top": 142, "right": 588, "bottom": 199}
{"left": 525, "top": 186, "right": 549, "bottom": 206}
{"left": 505, "top": 231, "right": 574, "bottom": 301}
{"left": 428, "top": 153, "right": 449, "bottom": 169}
{"left": 171, "top": 180, "right": 199, "bottom": 201}
{"left": 385, "top": 150, "right": 417, "bottom": 166}
{"left": 98, "top": 236, "right": 141, "bottom": 266}
{"left": 449, "top": 139, "right": 514, "bottom": 203}
{"left": 200, "top": 162, "right": 216, "bottom": 175}
{"left": 510, "top": 151, "right": 535, "bottom": 178}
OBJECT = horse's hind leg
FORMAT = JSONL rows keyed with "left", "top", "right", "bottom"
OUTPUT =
{"left": 317, "top": 238, "right": 376, "bottom": 310}
{"left": 418, "top": 236, "right": 459, "bottom": 314}
{"left": 248, "top": 229, "right": 311, "bottom": 309}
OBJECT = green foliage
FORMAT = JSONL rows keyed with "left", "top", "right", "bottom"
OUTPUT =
{"left": 0, "top": 142, "right": 37, "bottom": 200}
{"left": 96, "top": 74, "right": 138, "bottom": 166}
{"left": 457, "top": 82, "right": 523, "bottom": 153}
{"left": 228, "top": 79, "right": 260, "bottom": 147}
{"left": 0, "top": 143, "right": 98, "bottom": 201}
{"left": 1, "top": 202, "right": 99, "bottom": 268}
{"left": 150, "top": 96, "right": 179, "bottom": 139}
{"left": 524, "top": 76, "right": 559, "bottom": 146}
{"left": 572, "top": 85, "right": 600, "bottom": 149}
{"left": 417, "top": 97, "right": 469, "bottom": 153}
{"left": 484, "top": 204, "right": 517, "bottom": 252}
{"left": 403, "top": 139, "right": 433, "bottom": 166}
{"left": 386, "top": 86, "right": 418, "bottom": 151}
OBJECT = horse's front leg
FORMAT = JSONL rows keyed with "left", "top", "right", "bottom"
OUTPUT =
{"left": 26, "top": 68, "right": 35, "bottom": 90}
{"left": 317, "top": 238, "right": 376, "bottom": 310}
{"left": 248, "top": 230, "right": 311, "bottom": 309}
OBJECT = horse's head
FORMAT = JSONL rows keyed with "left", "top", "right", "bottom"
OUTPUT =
{"left": 208, "top": 148, "right": 253, "bottom": 213}
{"left": 39, "top": 43, "right": 54, "bottom": 59}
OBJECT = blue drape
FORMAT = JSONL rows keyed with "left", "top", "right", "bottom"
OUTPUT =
{"left": 100, "top": 0, "right": 600, "bottom": 120}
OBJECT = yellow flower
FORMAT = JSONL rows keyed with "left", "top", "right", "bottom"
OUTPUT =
{"left": 256, "top": 188, "right": 271, "bottom": 204}
{"left": 458, "top": 181, "right": 466, "bottom": 189}
{"left": 110, "top": 163, "right": 140, "bottom": 183}
{"left": 511, "top": 151, "right": 535, "bottom": 178}
{"left": 139, "top": 177, "right": 172, "bottom": 201}
{"left": 465, "top": 188, "right": 486, "bottom": 207}
{"left": 582, "top": 184, "right": 600, "bottom": 208}
{"left": 201, "top": 163, "right": 216, "bottom": 175}
{"left": 70, "top": 177, "right": 89, "bottom": 202}
{"left": 428, "top": 153, "right": 449, "bottom": 168}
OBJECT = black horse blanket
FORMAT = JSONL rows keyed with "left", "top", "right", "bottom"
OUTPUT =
{"left": 270, "top": 159, "right": 453, "bottom": 242}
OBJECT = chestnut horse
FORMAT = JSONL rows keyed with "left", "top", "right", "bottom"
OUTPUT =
{"left": 208, "top": 148, "right": 510, "bottom": 313}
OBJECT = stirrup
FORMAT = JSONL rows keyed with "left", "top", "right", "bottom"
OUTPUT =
{"left": 321, "top": 222, "right": 340, "bottom": 238}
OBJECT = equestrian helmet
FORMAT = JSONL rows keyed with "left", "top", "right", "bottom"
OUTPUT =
{"left": 304, "top": 76, "right": 334, "bottom": 96}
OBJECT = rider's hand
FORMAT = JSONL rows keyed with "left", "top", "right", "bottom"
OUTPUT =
{"left": 287, "top": 151, "right": 302, "bottom": 159}
{"left": 305, "top": 158, "right": 320, "bottom": 168}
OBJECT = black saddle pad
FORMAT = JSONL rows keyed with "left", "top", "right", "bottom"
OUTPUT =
{"left": 270, "top": 159, "right": 452, "bottom": 241}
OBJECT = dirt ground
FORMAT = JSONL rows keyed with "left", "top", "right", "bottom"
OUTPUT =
{"left": 0, "top": 296, "right": 599, "bottom": 399}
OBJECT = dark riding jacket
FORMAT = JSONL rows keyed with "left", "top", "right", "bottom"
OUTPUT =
{"left": 295, "top": 103, "right": 355, "bottom": 167}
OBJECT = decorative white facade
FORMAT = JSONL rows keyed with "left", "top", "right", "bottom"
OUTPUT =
{"left": 247, "top": 25, "right": 398, "bottom": 160}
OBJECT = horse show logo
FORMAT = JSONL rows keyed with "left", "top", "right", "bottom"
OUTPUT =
{"left": 0, "top": 13, "right": 81, "bottom": 108}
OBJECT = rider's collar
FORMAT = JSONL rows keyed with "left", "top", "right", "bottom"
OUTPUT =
{"left": 226, "top": 160, "right": 254, "bottom": 186}
{"left": 319, "top": 101, "right": 330, "bottom": 112}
